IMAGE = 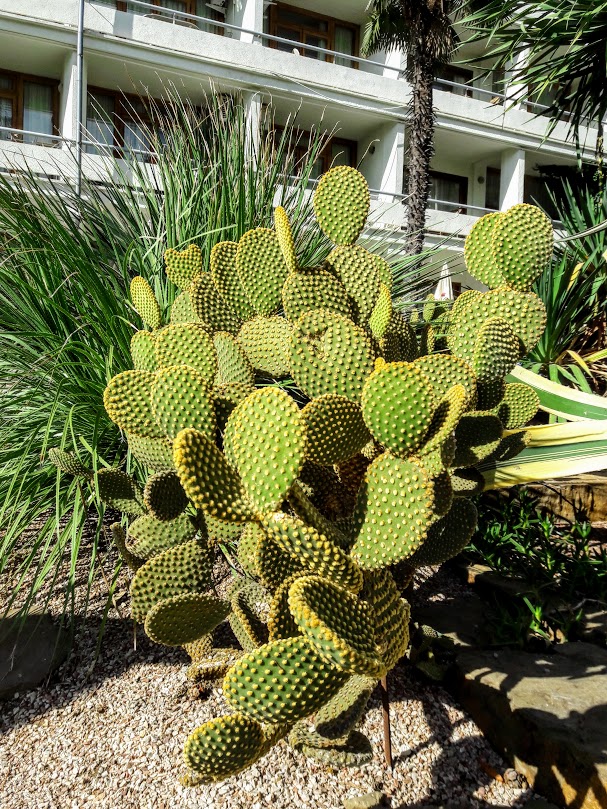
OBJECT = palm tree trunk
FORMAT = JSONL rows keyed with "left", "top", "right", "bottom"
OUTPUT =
{"left": 405, "top": 48, "right": 435, "bottom": 256}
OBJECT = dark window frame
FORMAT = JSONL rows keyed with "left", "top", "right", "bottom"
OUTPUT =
{"left": 433, "top": 65, "right": 474, "bottom": 98}
{"left": 270, "top": 125, "right": 357, "bottom": 177}
{"left": 86, "top": 86, "right": 165, "bottom": 159}
{"left": 268, "top": 3, "right": 359, "bottom": 68}
{"left": 429, "top": 170, "right": 468, "bottom": 214}
{"left": 0, "top": 68, "right": 59, "bottom": 140}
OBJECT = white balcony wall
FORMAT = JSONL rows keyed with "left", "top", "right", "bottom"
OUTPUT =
{"left": 360, "top": 122, "right": 405, "bottom": 201}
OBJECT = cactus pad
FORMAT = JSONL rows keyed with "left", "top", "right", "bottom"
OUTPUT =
{"left": 127, "top": 432, "right": 174, "bottom": 471}
{"left": 109, "top": 522, "right": 143, "bottom": 571}
{"left": 238, "top": 316, "right": 293, "bottom": 377}
{"left": 453, "top": 412, "right": 503, "bottom": 467}
{"left": 190, "top": 273, "right": 242, "bottom": 335}
{"left": 282, "top": 267, "right": 351, "bottom": 323}
{"left": 369, "top": 282, "right": 392, "bottom": 339}
{"left": 274, "top": 206, "right": 297, "bottom": 274}
{"left": 313, "top": 166, "right": 370, "bottom": 246}
{"left": 325, "top": 245, "right": 380, "bottom": 322}
{"left": 143, "top": 470, "right": 189, "bottom": 521}
{"left": 104, "top": 370, "right": 161, "bottom": 437}
{"left": 302, "top": 394, "right": 370, "bottom": 465}
{"left": 210, "top": 241, "right": 255, "bottom": 321}
{"left": 183, "top": 714, "right": 265, "bottom": 781}
{"left": 127, "top": 512, "right": 197, "bottom": 559}
{"left": 164, "top": 244, "right": 203, "bottom": 290}
{"left": 361, "top": 570, "right": 410, "bottom": 669}
{"left": 154, "top": 323, "right": 217, "bottom": 382}
{"left": 413, "top": 353, "right": 476, "bottom": 406}
{"left": 267, "top": 573, "right": 305, "bottom": 641}
{"left": 494, "top": 382, "right": 539, "bottom": 429}
{"left": 144, "top": 592, "right": 230, "bottom": 646}
{"left": 213, "top": 332, "right": 255, "bottom": 387}
{"left": 97, "top": 468, "right": 145, "bottom": 515}
{"left": 380, "top": 310, "right": 418, "bottom": 362}
{"left": 472, "top": 317, "right": 520, "bottom": 383}
{"left": 151, "top": 365, "right": 215, "bottom": 440}
{"left": 170, "top": 291, "right": 198, "bottom": 324}
{"left": 493, "top": 203, "right": 553, "bottom": 291}
{"left": 290, "top": 728, "right": 373, "bottom": 767}
{"left": 130, "top": 330, "right": 157, "bottom": 372}
{"left": 409, "top": 499, "right": 478, "bottom": 567}
{"left": 48, "top": 448, "right": 92, "bottom": 479}
{"left": 451, "top": 467, "right": 485, "bottom": 497}
{"left": 236, "top": 228, "right": 288, "bottom": 315}
{"left": 464, "top": 212, "right": 504, "bottom": 288}
{"left": 130, "top": 276, "right": 162, "bottom": 330}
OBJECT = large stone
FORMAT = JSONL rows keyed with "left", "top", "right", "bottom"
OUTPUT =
{"left": 527, "top": 473, "right": 607, "bottom": 524}
{"left": 0, "top": 609, "right": 70, "bottom": 699}
{"left": 412, "top": 592, "right": 493, "bottom": 649}
{"left": 449, "top": 642, "right": 607, "bottom": 809}
{"left": 343, "top": 792, "right": 386, "bottom": 809}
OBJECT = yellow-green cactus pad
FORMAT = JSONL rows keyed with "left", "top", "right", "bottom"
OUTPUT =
{"left": 274, "top": 206, "right": 297, "bottom": 274}
{"left": 451, "top": 467, "right": 485, "bottom": 497}
{"left": 492, "top": 203, "right": 553, "bottom": 291}
{"left": 485, "top": 430, "right": 530, "bottom": 463}
{"left": 302, "top": 394, "right": 370, "bottom": 466}
{"left": 494, "top": 382, "right": 539, "bottom": 429}
{"left": 476, "top": 379, "right": 506, "bottom": 410}
{"left": 183, "top": 713, "right": 265, "bottom": 781}
{"left": 96, "top": 468, "right": 145, "bottom": 515}
{"left": 429, "top": 469, "right": 454, "bottom": 518}
{"left": 361, "top": 361, "right": 436, "bottom": 457}
{"left": 151, "top": 365, "right": 215, "bottom": 440}
{"left": 312, "top": 166, "right": 370, "bottom": 246}
{"left": 464, "top": 212, "right": 504, "bottom": 288}
{"left": 184, "top": 633, "right": 213, "bottom": 662}
{"left": 238, "top": 315, "right": 293, "bottom": 377}
{"left": 144, "top": 592, "right": 230, "bottom": 646}
{"left": 472, "top": 317, "right": 520, "bottom": 383}
{"left": 255, "top": 528, "right": 304, "bottom": 591}
{"left": 421, "top": 384, "right": 467, "bottom": 455}
{"left": 237, "top": 523, "right": 262, "bottom": 577}
{"left": 229, "top": 590, "right": 268, "bottom": 651}
{"left": 288, "top": 575, "right": 384, "bottom": 677}
{"left": 223, "top": 636, "right": 349, "bottom": 724}
{"left": 372, "top": 254, "right": 392, "bottom": 290}
{"left": 164, "top": 244, "right": 203, "bottom": 290}
{"left": 127, "top": 432, "right": 174, "bottom": 471}
{"left": 236, "top": 227, "right": 288, "bottom": 315}
{"left": 213, "top": 332, "right": 255, "bottom": 387}
{"left": 210, "top": 241, "right": 255, "bottom": 321}
{"left": 380, "top": 310, "right": 418, "bottom": 363}
{"left": 325, "top": 245, "right": 380, "bottom": 322}
{"left": 130, "top": 539, "right": 213, "bottom": 623}
{"left": 170, "top": 290, "right": 199, "bottom": 324}
{"left": 130, "top": 330, "right": 157, "bottom": 372}
{"left": 368, "top": 282, "right": 392, "bottom": 339}
{"left": 413, "top": 353, "right": 477, "bottom": 407}
{"left": 290, "top": 728, "right": 373, "bottom": 767}
{"left": 48, "top": 448, "right": 92, "bottom": 479}
{"left": 282, "top": 267, "right": 351, "bottom": 323}
{"left": 154, "top": 323, "right": 217, "bottom": 382}
{"left": 190, "top": 273, "right": 242, "bottom": 335}
{"left": 126, "top": 512, "right": 197, "bottom": 559}
{"left": 104, "top": 370, "right": 162, "bottom": 437}
{"left": 205, "top": 513, "right": 245, "bottom": 543}
{"left": 314, "top": 674, "right": 376, "bottom": 742}
{"left": 187, "top": 647, "right": 242, "bottom": 683}
{"left": 262, "top": 513, "right": 362, "bottom": 594}
{"left": 267, "top": 573, "right": 306, "bottom": 642}
{"left": 287, "top": 482, "right": 351, "bottom": 552}
{"left": 409, "top": 499, "right": 478, "bottom": 567}
{"left": 449, "top": 289, "right": 483, "bottom": 325}
{"left": 453, "top": 412, "right": 503, "bottom": 467}
{"left": 290, "top": 310, "right": 375, "bottom": 402}
{"left": 143, "top": 470, "right": 189, "bottom": 521}
{"left": 130, "top": 276, "right": 162, "bottom": 330}
{"left": 225, "top": 387, "right": 306, "bottom": 512}
{"left": 173, "top": 428, "right": 255, "bottom": 522}
{"left": 350, "top": 453, "right": 433, "bottom": 569}
{"left": 109, "top": 522, "right": 143, "bottom": 571}
{"left": 361, "top": 570, "right": 410, "bottom": 669}
{"left": 213, "top": 381, "right": 255, "bottom": 433}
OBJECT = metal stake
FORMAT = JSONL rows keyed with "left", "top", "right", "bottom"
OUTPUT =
{"left": 380, "top": 674, "right": 392, "bottom": 769}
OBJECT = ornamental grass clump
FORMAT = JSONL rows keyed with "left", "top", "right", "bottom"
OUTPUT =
{"left": 52, "top": 166, "right": 553, "bottom": 782}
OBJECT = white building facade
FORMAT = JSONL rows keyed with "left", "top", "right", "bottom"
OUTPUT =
{"left": 0, "top": 0, "right": 597, "bottom": 281}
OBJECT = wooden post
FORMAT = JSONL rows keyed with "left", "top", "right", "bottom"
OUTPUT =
{"left": 380, "top": 674, "right": 392, "bottom": 769}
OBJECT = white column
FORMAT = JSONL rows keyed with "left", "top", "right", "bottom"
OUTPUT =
{"left": 360, "top": 122, "right": 405, "bottom": 201}
{"left": 471, "top": 160, "right": 488, "bottom": 210}
{"left": 382, "top": 47, "right": 403, "bottom": 80}
{"left": 499, "top": 148, "right": 525, "bottom": 209}
{"left": 504, "top": 47, "right": 529, "bottom": 110}
{"left": 227, "top": 0, "right": 263, "bottom": 43}
{"left": 59, "top": 51, "right": 87, "bottom": 149}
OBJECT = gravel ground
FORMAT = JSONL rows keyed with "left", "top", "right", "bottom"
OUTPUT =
{"left": 1, "top": 524, "right": 538, "bottom": 809}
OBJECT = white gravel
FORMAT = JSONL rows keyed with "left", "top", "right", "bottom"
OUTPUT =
{"left": 1, "top": 526, "right": 538, "bottom": 809}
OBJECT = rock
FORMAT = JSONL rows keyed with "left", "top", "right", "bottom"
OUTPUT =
{"left": 526, "top": 799, "right": 561, "bottom": 809}
{"left": 527, "top": 473, "right": 607, "bottom": 524}
{"left": 343, "top": 792, "right": 386, "bottom": 809}
{"left": 412, "top": 592, "right": 493, "bottom": 648}
{"left": 579, "top": 609, "right": 607, "bottom": 646}
{"left": 0, "top": 609, "right": 70, "bottom": 699}
{"left": 449, "top": 641, "right": 607, "bottom": 809}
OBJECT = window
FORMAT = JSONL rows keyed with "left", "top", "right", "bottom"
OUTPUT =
{"left": 524, "top": 174, "right": 557, "bottom": 219}
{"left": 434, "top": 65, "right": 474, "bottom": 97}
{"left": 270, "top": 126, "right": 357, "bottom": 180}
{"left": 86, "top": 88, "right": 165, "bottom": 159}
{"left": 105, "top": 1, "right": 224, "bottom": 32}
{"left": 428, "top": 171, "right": 468, "bottom": 213}
{"left": 485, "top": 166, "right": 501, "bottom": 211}
{"left": 0, "top": 69, "right": 58, "bottom": 144}
{"left": 268, "top": 3, "right": 359, "bottom": 68}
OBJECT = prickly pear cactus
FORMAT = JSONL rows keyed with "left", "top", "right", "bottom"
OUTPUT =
{"left": 50, "top": 170, "right": 550, "bottom": 783}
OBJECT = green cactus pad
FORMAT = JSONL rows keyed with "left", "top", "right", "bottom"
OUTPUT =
{"left": 187, "top": 647, "right": 242, "bottom": 683}
{"left": 225, "top": 387, "right": 306, "bottom": 512}
{"left": 472, "top": 317, "right": 520, "bottom": 383}
{"left": 183, "top": 713, "right": 265, "bottom": 781}
{"left": 213, "top": 332, "right": 255, "bottom": 387}
{"left": 210, "top": 241, "right": 255, "bottom": 321}
{"left": 453, "top": 412, "right": 503, "bottom": 468}
{"left": 205, "top": 513, "right": 245, "bottom": 543}
{"left": 96, "top": 468, "right": 145, "bottom": 515}
{"left": 288, "top": 575, "right": 384, "bottom": 677}
{"left": 361, "top": 361, "right": 436, "bottom": 457}
{"left": 290, "top": 729, "right": 373, "bottom": 767}
{"left": 236, "top": 228, "right": 288, "bottom": 315}
{"left": 48, "top": 448, "right": 92, "bottom": 479}
{"left": 130, "top": 276, "right": 162, "bottom": 330}
{"left": 494, "top": 382, "right": 539, "bottom": 429}
{"left": 229, "top": 590, "right": 269, "bottom": 651}
{"left": 190, "top": 273, "right": 242, "bottom": 335}
{"left": 409, "top": 499, "right": 478, "bottom": 567}
{"left": 143, "top": 470, "right": 189, "bottom": 521}
{"left": 170, "top": 291, "right": 199, "bottom": 324}
{"left": 144, "top": 592, "right": 230, "bottom": 646}
{"left": 302, "top": 394, "right": 370, "bottom": 465}
{"left": 476, "top": 379, "right": 506, "bottom": 410}
{"left": 418, "top": 323, "right": 435, "bottom": 356}
{"left": 282, "top": 267, "right": 351, "bottom": 323}
{"left": 109, "top": 522, "right": 143, "bottom": 571}
{"left": 104, "top": 370, "right": 162, "bottom": 437}
{"left": 184, "top": 632, "right": 213, "bottom": 662}
{"left": 290, "top": 310, "right": 375, "bottom": 402}
{"left": 464, "top": 212, "right": 504, "bottom": 288}
{"left": 350, "top": 453, "right": 433, "bottom": 569}
{"left": 262, "top": 513, "right": 362, "bottom": 594}
{"left": 127, "top": 432, "right": 174, "bottom": 471}
{"left": 267, "top": 573, "right": 306, "bottom": 642}
{"left": 154, "top": 323, "right": 217, "bottom": 382}
{"left": 287, "top": 482, "right": 351, "bottom": 552}
{"left": 173, "top": 428, "right": 255, "bottom": 522}
{"left": 126, "top": 512, "right": 197, "bottom": 559}
{"left": 151, "top": 365, "right": 215, "bottom": 440}
{"left": 274, "top": 206, "right": 297, "bottom": 274}
{"left": 237, "top": 523, "right": 262, "bottom": 577}
{"left": 130, "top": 330, "right": 157, "bottom": 372}
{"left": 255, "top": 529, "right": 304, "bottom": 591}
{"left": 312, "top": 166, "right": 370, "bottom": 246}
{"left": 213, "top": 382, "right": 255, "bottom": 433}
{"left": 130, "top": 539, "right": 213, "bottom": 623}
{"left": 451, "top": 467, "right": 485, "bottom": 497}
{"left": 314, "top": 674, "right": 376, "bottom": 741}
{"left": 429, "top": 469, "right": 454, "bottom": 518}
{"left": 492, "top": 203, "right": 553, "bottom": 291}
{"left": 485, "top": 430, "right": 530, "bottom": 463}
{"left": 421, "top": 384, "right": 467, "bottom": 455}
{"left": 413, "top": 354, "right": 476, "bottom": 406}
{"left": 238, "top": 316, "right": 293, "bottom": 377}
{"left": 164, "top": 244, "right": 203, "bottom": 290}
{"left": 223, "top": 636, "right": 349, "bottom": 724}
{"left": 368, "top": 282, "right": 392, "bottom": 339}
{"left": 360, "top": 570, "right": 410, "bottom": 669}
{"left": 380, "top": 310, "right": 418, "bottom": 362}
{"left": 372, "top": 254, "right": 392, "bottom": 290}
{"left": 325, "top": 245, "right": 381, "bottom": 322}
{"left": 449, "top": 288, "right": 483, "bottom": 324}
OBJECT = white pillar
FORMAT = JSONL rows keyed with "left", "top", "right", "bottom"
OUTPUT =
{"left": 505, "top": 48, "right": 529, "bottom": 110}
{"left": 59, "top": 51, "right": 87, "bottom": 150}
{"left": 499, "top": 148, "right": 525, "bottom": 209}
{"left": 382, "top": 47, "right": 403, "bottom": 79}
{"left": 360, "top": 122, "right": 405, "bottom": 201}
{"left": 471, "top": 160, "right": 488, "bottom": 210}
{"left": 227, "top": 0, "right": 263, "bottom": 43}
